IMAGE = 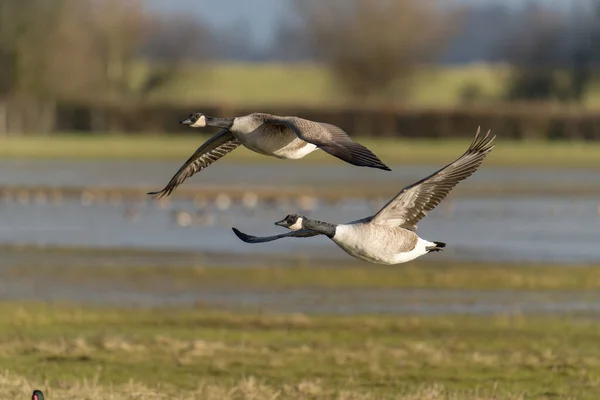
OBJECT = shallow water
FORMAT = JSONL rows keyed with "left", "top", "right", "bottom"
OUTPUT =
{"left": 0, "top": 194, "right": 598, "bottom": 264}
{"left": 1, "top": 159, "right": 599, "bottom": 190}
{"left": 2, "top": 159, "right": 599, "bottom": 316}
{"left": 2, "top": 270, "right": 600, "bottom": 316}
{"left": 0, "top": 159, "right": 599, "bottom": 264}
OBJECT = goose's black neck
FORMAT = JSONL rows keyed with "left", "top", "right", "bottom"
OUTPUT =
{"left": 205, "top": 116, "right": 234, "bottom": 129}
{"left": 302, "top": 218, "right": 336, "bottom": 238}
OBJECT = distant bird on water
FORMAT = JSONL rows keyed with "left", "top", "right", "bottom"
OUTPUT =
{"left": 148, "top": 112, "right": 391, "bottom": 198}
{"left": 32, "top": 390, "right": 44, "bottom": 400}
{"left": 232, "top": 127, "right": 495, "bottom": 265}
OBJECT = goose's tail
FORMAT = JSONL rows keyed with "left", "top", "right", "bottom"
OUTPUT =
{"left": 426, "top": 241, "right": 446, "bottom": 252}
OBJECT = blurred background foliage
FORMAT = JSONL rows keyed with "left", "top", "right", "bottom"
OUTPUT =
{"left": 0, "top": 0, "right": 599, "bottom": 138}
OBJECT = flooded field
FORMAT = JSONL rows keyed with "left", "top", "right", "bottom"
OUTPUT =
{"left": 0, "top": 160, "right": 598, "bottom": 262}
{"left": 2, "top": 272, "right": 600, "bottom": 316}
{"left": 1, "top": 159, "right": 600, "bottom": 191}
{"left": 1, "top": 158, "right": 599, "bottom": 315}
{"left": 0, "top": 194, "right": 598, "bottom": 264}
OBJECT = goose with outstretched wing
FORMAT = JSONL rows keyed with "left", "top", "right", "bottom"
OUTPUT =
{"left": 232, "top": 127, "right": 495, "bottom": 265}
{"left": 149, "top": 112, "right": 390, "bottom": 198}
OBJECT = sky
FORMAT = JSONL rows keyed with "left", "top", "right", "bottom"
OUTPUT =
{"left": 147, "top": 0, "right": 290, "bottom": 48}
{"left": 146, "top": 0, "right": 574, "bottom": 50}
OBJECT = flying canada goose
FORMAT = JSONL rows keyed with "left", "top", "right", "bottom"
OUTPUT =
{"left": 32, "top": 390, "right": 45, "bottom": 400}
{"left": 232, "top": 128, "right": 495, "bottom": 265}
{"left": 148, "top": 112, "right": 391, "bottom": 198}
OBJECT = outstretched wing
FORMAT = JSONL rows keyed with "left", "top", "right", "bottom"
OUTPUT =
{"left": 370, "top": 127, "right": 496, "bottom": 231}
{"left": 232, "top": 227, "right": 321, "bottom": 244}
{"left": 264, "top": 116, "right": 390, "bottom": 171}
{"left": 148, "top": 130, "right": 240, "bottom": 198}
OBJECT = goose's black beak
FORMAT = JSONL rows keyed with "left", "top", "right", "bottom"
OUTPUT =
{"left": 274, "top": 219, "right": 288, "bottom": 227}
{"left": 180, "top": 117, "right": 194, "bottom": 125}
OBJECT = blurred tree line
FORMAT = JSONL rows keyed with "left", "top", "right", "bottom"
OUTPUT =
{"left": 279, "top": 0, "right": 600, "bottom": 103}
{"left": 500, "top": 1, "right": 600, "bottom": 103}
{"left": 288, "top": 0, "right": 459, "bottom": 101}
{"left": 0, "top": 0, "right": 599, "bottom": 135}
{"left": 0, "top": 0, "right": 209, "bottom": 134}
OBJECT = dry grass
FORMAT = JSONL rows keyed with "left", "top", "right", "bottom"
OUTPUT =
{"left": 0, "top": 371, "right": 534, "bottom": 400}
{"left": 0, "top": 303, "right": 598, "bottom": 399}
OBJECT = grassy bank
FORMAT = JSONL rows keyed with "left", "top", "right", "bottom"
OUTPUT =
{"left": 1, "top": 303, "right": 599, "bottom": 399}
{"left": 6, "top": 259, "right": 600, "bottom": 291}
{"left": 2, "top": 134, "right": 600, "bottom": 169}
{"left": 159, "top": 62, "right": 600, "bottom": 107}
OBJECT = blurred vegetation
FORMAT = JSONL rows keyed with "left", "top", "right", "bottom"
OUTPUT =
{"left": 290, "top": 0, "right": 460, "bottom": 100}
{"left": 1, "top": 0, "right": 600, "bottom": 139}
{"left": 500, "top": 2, "right": 600, "bottom": 103}
{"left": 2, "top": 303, "right": 600, "bottom": 399}
{"left": 0, "top": 0, "right": 209, "bottom": 134}
{"left": 157, "top": 63, "right": 510, "bottom": 106}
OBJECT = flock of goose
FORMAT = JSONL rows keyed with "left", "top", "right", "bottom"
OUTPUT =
{"left": 146, "top": 112, "right": 496, "bottom": 265}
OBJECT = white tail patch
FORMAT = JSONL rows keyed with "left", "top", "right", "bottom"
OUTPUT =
{"left": 391, "top": 238, "right": 435, "bottom": 264}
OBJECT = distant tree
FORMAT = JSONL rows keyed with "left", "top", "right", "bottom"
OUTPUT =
{"left": 0, "top": 0, "right": 67, "bottom": 97}
{"left": 501, "top": 1, "right": 600, "bottom": 103}
{"left": 499, "top": 3, "right": 568, "bottom": 101}
{"left": 292, "top": 0, "right": 459, "bottom": 100}
{"left": 269, "top": 19, "right": 315, "bottom": 62}
{"left": 565, "top": 0, "right": 600, "bottom": 102}
{"left": 211, "top": 19, "right": 259, "bottom": 61}
{"left": 78, "top": 0, "right": 210, "bottom": 101}
{"left": 0, "top": 0, "right": 210, "bottom": 134}
{"left": 140, "top": 14, "right": 212, "bottom": 95}
{"left": 0, "top": 0, "right": 71, "bottom": 134}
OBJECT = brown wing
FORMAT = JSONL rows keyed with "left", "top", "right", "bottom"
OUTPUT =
{"left": 370, "top": 127, "right": 496, "bottom": 231}
{"left": 148, "top": 129, "right": 240, "bottom": 198}
{"left": 265, "top": 116, "right": 390, "bottom": 171}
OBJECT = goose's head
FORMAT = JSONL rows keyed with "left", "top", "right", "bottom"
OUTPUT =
{"left": 32, "top": 390, "right": 45, "bottom": 400}
{"left": 180, "top": 113, "right": 206, "bottom": 128}
{"left": 275, "top": 214, "right": 305, "bottom": 230}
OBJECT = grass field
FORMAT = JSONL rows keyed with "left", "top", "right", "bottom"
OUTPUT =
{"left": 2, "top": 134, "right": 600, "bottom": 169}
{"left": 152, "top": 62, "right": 600, "bottom": 108}
{"left": 4, "top": 258, "right": 600, "bottom": 399}
{"left": 1, "top": 302, "right": 599, "bottom": 400}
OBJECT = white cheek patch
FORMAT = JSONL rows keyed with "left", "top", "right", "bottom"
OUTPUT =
{"left": 191, "top": 115, "right": 206, "bottom": 128}
{"left": 288, "top": 218, "right": 303, "bottom": 231}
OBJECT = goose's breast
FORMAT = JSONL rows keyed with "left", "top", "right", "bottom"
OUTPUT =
{"left": 272, "top": 139, "right": 317, "bottom": 159}
{"left": 332, "top": 225, "right": 419, "bottom": 265}
{"left": 236, "top": 125, "right": 314, "bottom": 159}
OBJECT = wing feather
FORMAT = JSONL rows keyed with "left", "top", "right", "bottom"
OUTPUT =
{"left": 370, "top": 127, "right": 496, "bottom": 230}
{"left": 232, "top": 227, "right": 321, "bottom": 244}
{"left": 148, "top": 129, "right": 240, "bottom": 198}
{"left": 265, "top": 116, "right": 390, "bottom": 170}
